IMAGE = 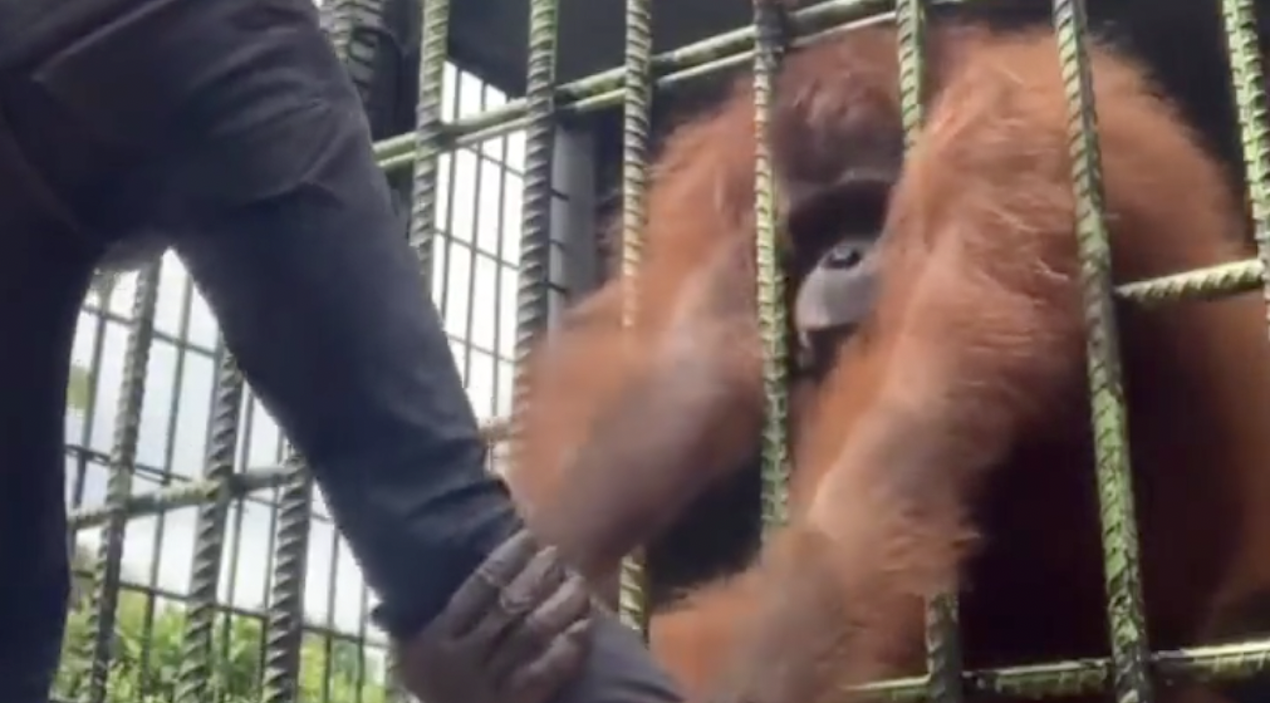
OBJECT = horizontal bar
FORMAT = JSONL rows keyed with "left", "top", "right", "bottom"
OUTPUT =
{"left": 70, "top": 562, "right": 392, "bottom": 646}
{"left": 46, "top": 639, "right": 1270, "bottom": 703}
{"left": 122, "top": 257, "right": 1230, "bottom": 508}
{"left": 68, "top": 464, "right": 293, "bottom": 530}
{"left": 68, "top": 419, "right": 510, "bottom": 530}
{"left": 1116, "top": 257, "right": 1264, "bottom": 306}
{"left": 372, "top": 0, "right": 914, "bottom": 171}
{"left": 367, "top": 13, "right": 1270, "bottom": 313}
{"left": 853, "top": 637, "right": 1270, "bottom": 701}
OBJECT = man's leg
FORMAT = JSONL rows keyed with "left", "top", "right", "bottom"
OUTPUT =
{"left": 159, "top": 12, "right": 683, "bottom": 703}
{"left": 163, "top": 62, "right": 683, "bottom": 703}
{"left": 0, "top": 133, "right": 99, "bottom": 699}
{"left": 169, "top": 90, "right": 524, "bottom": 636}
{"left": 0, "top": 0, "right": 517, "bottom": 636}
{"left": 2, "top": 2, "right": 684, "bottom": 701}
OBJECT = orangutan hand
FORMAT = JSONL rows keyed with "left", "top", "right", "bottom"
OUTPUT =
{"left": 396, "top": 529, "right": 594, "bottom": 703}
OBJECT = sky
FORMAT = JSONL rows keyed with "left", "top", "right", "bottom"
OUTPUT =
{"left": 63, "top": 63, "right": 534, "bottom": 648}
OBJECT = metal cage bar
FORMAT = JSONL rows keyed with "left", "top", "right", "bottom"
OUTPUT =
{"left": 508, "top": 0, "right": 561, "bottom": 450}
{"left": 1220, "top": 0, "right": 1270, "bottom": 313}
{"left": 617, "top": 0, "right": 654, "bottom": 635}
{"left": 78, "top": 260, "right": 161, "bottom": 703}
{"left": 406, "top": 0, "right": 449, "bottom": 288}
{"left": 753, "top": 0, "right": 792, "bottom": 535}
{"left": 372, "top": 0, "right": 903, "bottom": 171}
{"left": 254, "top": 1, "right": 394, "bottom": 697}
{"left": 377, "top": 0, "right": 452, "bottom": 698}
{"left": 893, "top": 2, "right": 967, "bottom": 701}
{"left": 261, "top": 453, "right": 314, "bottom": 703}
{"left": 173, "top": 345, "right": 244, "bottom": 703}
{"left": 1053, "top": 2, "right": 1153, "bottom": 702}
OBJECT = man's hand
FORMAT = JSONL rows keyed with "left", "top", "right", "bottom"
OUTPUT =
{"left": 396, "top": 529, "right": 595, "bottom": 703}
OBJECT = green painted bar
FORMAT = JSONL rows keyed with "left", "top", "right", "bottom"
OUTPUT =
{"left": 508, "top": 0, "right": 562, "bottom": 444}
{"left": 405, "top": 0, "right": 450, "bottom": 286}
{"left": 369, "top": 0, "right": 922, "bottom": 169}
{"left": 1053, "top": 1, "right": 1153, "bottom": 702}
{"left": 752, "top": 0, "right": 792, "bottom": 533}
{"left": 851, "top": 637, "right": 1270, "bottom": 701}
{"left": 617, "top": 0, "right": 655, "bottom": 636}
{"left": 1219, "top": 0, "right": 1270, "bottom": 317}
{"left": 893, "top": 2, "right": 966, "bottom": 700}
{"left": 68, "top": 465, "right": 295, "bottom": 531}
{"left": 261, "top": 453, "right": 315, "bottom": 703}
{"left": 259, "top": 5, "right": 374, "bottom": 700}
{"left": 174, "top": 346, "right": 244, "bottom": 703}
{"left": 79, "top": 261, "right": 162, "bottom": 703}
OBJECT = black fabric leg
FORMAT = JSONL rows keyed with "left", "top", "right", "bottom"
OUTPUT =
{"left": 0, "top": 3, "right": 687, "bottom": 702}
{"left": 0, "top": 210, "right": 96, "bottom": 702}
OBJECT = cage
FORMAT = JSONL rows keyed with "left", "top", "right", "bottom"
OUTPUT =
{"left": 51, "top": 0, "right": 1270, "bottom": 702}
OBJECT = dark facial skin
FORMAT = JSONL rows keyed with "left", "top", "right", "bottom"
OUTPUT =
{"left": 794, "top": 234, "right": 879, "bottom": 345}
{"left": 782, "top": 169, "right": 891, "bottom": 375}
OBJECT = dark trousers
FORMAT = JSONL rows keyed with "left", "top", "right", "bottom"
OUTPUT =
{"left": 0, "top": 0, "right": 681, "bottom": 701}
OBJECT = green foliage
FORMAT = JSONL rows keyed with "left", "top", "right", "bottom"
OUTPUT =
{"left": 67, "top": 362, "right": 92, "bottom": 414}
{"left": 56, "top": 547, "right": 389, "bottom": 703}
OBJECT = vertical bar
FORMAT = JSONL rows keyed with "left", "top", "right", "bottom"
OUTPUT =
{"left": 1220, "top": 0, "right": 1270, "bottom": 309}
{"left": 255, "top": 3, "right": 398, "bottom": 696}
{"left": 257, "top": 457, "right": 285, "bottom": 699}
{"left": 509, "top": 0, "right": 561, "bottom": 441}
{"left": 139, "top": 277, "right": 195, "bottom": 687}
{"left": 434, "top": 76, "right": 464, "bottom": 319}
{"left": 175, "top": 344, "right": 244, "bottom": 703}
{"left": 751, "top": 0, "right": 790, "bottom": 533}
{"left": 69, "top": 302, "right": 111, "bottom": 509}
{"left": 895, "top": 2, "right": 966, "bottom": 700}
{"left": 354, "top": 587, "right": 371, "bottom": 703}
{"left": 322, "top": 529, "right": 342, "bottom": 703}
{"left": 382, "top": 4, "right": 452, "bottom": 699}
{"left": 81, "top": 261, "right": 162, "bottom": 703}
{"left": 384, "top": 638, "right": 407, "bottom": 703}
{"left": 322, "top": 0, "right": 357, "bottom": 74}
{"left": 488, "top": 130, "right": 513, "bottom": 442}
{"left": 617, "top": 0, "right": 654, "bottom": 636}
{"left": 220, "top": 397, "right": 254, "bottom": 700}
{"left": 330, "top": 0, "right": 388, "bottom": 107}
{"left": 460, "top": 102, "right": 488, "bottom": 387}
{"left": 1212, "top": 0, "right": 1270, "bottom": 687}
{"left": 261, "top": 452, "right": 315, "bottom": 703}
{"left": 407, "top": 0, "right": 450, "bottom": 287}
{"left": 896, "top": 0, "right": 925, "bottom": 147}
{"left": 1052, "top": 2, "right": 1152, "bottom": 702}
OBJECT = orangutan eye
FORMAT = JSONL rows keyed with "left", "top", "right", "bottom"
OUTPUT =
{"left": 784, "top": 172, "right": 892, "bottom": 279}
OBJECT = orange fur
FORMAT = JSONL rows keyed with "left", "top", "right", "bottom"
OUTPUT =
{"left": 648, "top": 570, "right": 764, "bottom": 701}
{"left": 649, "top": 27, "right": 1270, "bottom": 703}
{"left": 508, "top": 20, "right": 1270, "bottom": 703}
{"left": 503, "top": 25, "right": 932, "bottom": 586}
